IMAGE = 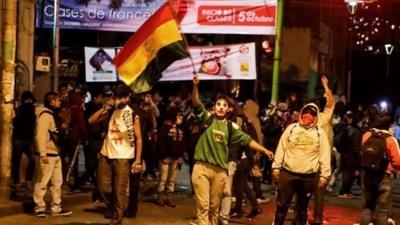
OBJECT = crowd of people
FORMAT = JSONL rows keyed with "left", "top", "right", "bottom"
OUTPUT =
{"left": 9, "top": 75, "right": 400, "bottom": 225}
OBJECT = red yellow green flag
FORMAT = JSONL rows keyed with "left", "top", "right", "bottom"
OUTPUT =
{"left": 112, "top": 2, "right": 189, "bottom": 93}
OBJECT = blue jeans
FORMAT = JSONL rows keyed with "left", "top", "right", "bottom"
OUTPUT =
{"left": 359, "top": 171, "right": 394, "bottom": 225}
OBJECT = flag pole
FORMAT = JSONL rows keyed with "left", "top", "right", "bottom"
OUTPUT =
{"left": 166, "top": 0, "right": 197, "bottom": 75}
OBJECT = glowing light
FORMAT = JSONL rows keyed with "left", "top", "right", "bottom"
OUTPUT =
{"left": 361, "top": 34, "right": 365, "bottom": 38}
{"left": 365, "top": 37, "right": 369, "bottom": 41}
{"left": 380, "top": 101, "right": 388, "bottom": 110}
{"left": 348, "top": 1, "right": 358, "bottom": 6}
{"left": 375, "top": 17, "right": 379, "bottom": 21}
{"left": 356, "top": 41, "right": 360, "bottom": 45}
{"left": 391, "top": 25, "right": 395, "bottom": 30}
{"left": 374, "top": 28, "right": 379, "bottom": 32}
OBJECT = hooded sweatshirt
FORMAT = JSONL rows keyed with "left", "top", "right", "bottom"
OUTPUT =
{"left": 35, "top": 106, "right": 60, "bottom": 156}
{"left": 272, "top": 103, "right": 331, "bottom": 180}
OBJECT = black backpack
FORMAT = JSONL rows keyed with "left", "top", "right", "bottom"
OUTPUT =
{"left": 37, "top": 110, "right": 66, "bottom": 148}
{"left": 360, "top": 130, "right": 390, "bottom": 172}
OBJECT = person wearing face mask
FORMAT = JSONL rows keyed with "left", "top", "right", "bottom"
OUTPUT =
{"left": 271, "top": 103, "right": 331, "bottom": 225}
{"left": 156, "top": 108, "right": 186, "bottom": 207}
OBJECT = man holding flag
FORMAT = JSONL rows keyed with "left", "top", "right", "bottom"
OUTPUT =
{"left": 112, "top": 1, "right": 190, "bottom": 94}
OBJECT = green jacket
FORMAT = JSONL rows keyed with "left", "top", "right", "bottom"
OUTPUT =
{"left": 193, "top": 105, "right": 252, "bottom": 170}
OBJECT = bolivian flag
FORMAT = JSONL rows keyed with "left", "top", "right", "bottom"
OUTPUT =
{"left": 112, "top": 3, "right": 189, "bottom": 93}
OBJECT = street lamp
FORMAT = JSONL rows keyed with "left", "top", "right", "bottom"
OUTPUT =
{"left": 343, "top": 0, "right": 378, "bottom": 101}
{"left": 345, "top": 0, "right": 378, "bottom": 15}
{"left": 384, "top": 44, "right": 394, "bottom": 79}
{"left": 345, "top": 0, "right": 361, "bottom": 15}
{"left": 343, "top": 0, "right": 363, "bottom": 102}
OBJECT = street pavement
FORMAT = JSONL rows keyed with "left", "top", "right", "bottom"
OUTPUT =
{"left": 0, "top": 164, "right": 399, "bottom": 225}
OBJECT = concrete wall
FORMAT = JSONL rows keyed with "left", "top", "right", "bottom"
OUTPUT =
{"left": 16, "top": 0, "right": 36, "bottom": 97}
{"left": 281, "top": 27, "right": 312, "bottom": 83}
{"left": 0, "top": 0, "right": 3, "bottom": 63}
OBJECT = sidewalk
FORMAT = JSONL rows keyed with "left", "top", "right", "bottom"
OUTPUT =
{"left": 0, "top": 163, "right": 399, "bottom": 225}
{"left": 0, "top": 185, "right": 92, "bottom": 218}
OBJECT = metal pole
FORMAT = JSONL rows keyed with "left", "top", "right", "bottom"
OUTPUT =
{"left": 346, "top": 14, "right": 353, "bottom": 103}
{"left": 385, "top": 55, "right": 390, "bottom": 79}
{"left": 52, "top": 0, "right": 60, "bottom": 92}
{"left": 0, "top": 0, "right": 17, "bottom": 200}
{"left": 271, "top": 0, "right": 284, "bottom": 105}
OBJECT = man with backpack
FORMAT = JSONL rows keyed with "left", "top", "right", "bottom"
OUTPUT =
{"left": 358, "top": 109, "right": 400, "bottom": 225}
{"left": 33, "top": 92, "right": 72, "bottom": 218}
{"left": 191, "top": 74, "right": 274, "bottom": 225}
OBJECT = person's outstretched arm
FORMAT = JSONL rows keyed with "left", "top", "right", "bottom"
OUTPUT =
{"left": 321, "top": 75, "right": 334, "bottom": 110}
{"left": 319, "top": 75, "right": 335, "bottom": 127}
{"left": 248, "top": 140, "right": 274, "bottom": 160}
{"left": 192, "top": 73, "right": 201, "bottom": 108}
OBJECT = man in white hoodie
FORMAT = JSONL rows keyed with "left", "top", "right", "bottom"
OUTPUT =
{"left": 272, "top": 103, "right": 331, "bottom": 225}
{"left": 33, "top": 92, "right": 72, "bottom": 218}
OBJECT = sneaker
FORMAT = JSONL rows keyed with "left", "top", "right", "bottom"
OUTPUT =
{"left": 247, "top": 208, "right": 262, "bottom": 219}
{"left": 312, "top": 219, "right": 328, "bottom": 225}
{"left": 51, "top": 209, "right": 72, "bottom": 216}
{"left": 125, "top": 211, "right": 137, "bottom": 218}
{"left": 388, "top": 218, "right": 396, "bottom": 225}
{"left": 337, "top": 193, "right": 354, "bottom": 199}
{"left": 93, "top": 200, "right": 107, "bottom": 208}
{"left": 256, "top": 197, "right": 270, "bottom": 204}
{"left": 35, "top": 211, "right": 48, "bottom": 218}
{"left": 157, "top": 199, "right": 166, "bottom": 207}
{"left": 325, "top": 186, "right": 334, "bottom": 193}
{"left": 165, "top": 199, "right": 176, "bottom": 208}
{"left": 218, "top": 219, "right": 229, "bottom": 225}
{"left": 230, "top": 209, "right": 244, "bottom": 218}
{"left": 189, "top": 219, "right": 199, "bottom": 225}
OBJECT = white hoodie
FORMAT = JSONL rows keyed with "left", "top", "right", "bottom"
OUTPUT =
{"left": 272, "top": 103, "right": 331, "bottom": 180}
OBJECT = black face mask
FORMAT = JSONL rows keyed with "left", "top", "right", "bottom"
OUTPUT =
{"left": 116, "top": 102, "right": 127, "bottom": 109}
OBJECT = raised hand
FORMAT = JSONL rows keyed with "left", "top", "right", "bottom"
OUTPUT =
{"left": 193, "top": 73, "right": 199, "bottom": 87}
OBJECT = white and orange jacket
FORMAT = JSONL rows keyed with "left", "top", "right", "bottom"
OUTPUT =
{"left": 361, "top": 128, "right": 400, "bottom": 173}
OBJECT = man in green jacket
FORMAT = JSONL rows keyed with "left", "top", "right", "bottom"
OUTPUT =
{"left": 191, "top": 74, "right": 274, "bottom": 225}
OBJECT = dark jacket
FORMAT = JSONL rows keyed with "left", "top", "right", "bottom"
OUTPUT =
{"left": 341, "top": 125, "right": 362, "bottom": 168}
{"left": 13, "top": 103, "right": 36, "bottom": 141}
{"left": 67, "top": 92, "right": 88, "bottom": 143}
{"left": 229, "top": 114, "right": 256, "bottom": 166}
{"left": 157, "top": 120, "right": 186, "bottom": 159}
{"left": 262, "top": 113, "right": 284, "bottom": 152}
